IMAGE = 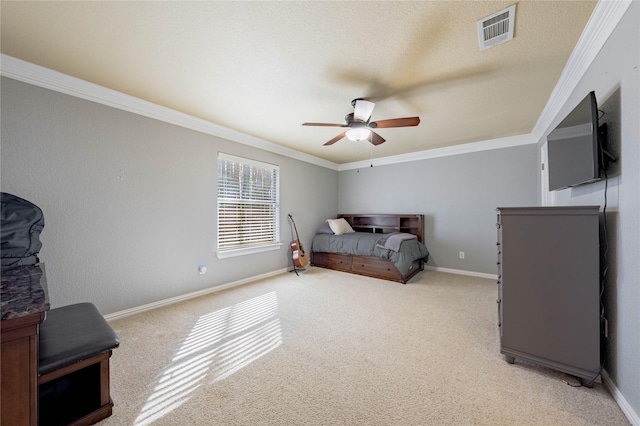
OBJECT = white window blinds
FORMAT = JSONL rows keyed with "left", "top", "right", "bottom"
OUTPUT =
{"left": 217, "top": 153, "right": 280, "bottom": 253}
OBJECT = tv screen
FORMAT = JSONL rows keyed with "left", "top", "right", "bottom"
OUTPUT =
{"left": 547, "top": 91, "right": 600, "bottom": 191}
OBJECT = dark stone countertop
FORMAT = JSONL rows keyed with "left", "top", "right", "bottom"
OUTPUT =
{"left": 1, "top": 263, "right": 50, "bottom": 320}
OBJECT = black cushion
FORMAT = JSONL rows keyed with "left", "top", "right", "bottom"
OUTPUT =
{"left": 39, "top": 302, "right": 120, "bottom": 375}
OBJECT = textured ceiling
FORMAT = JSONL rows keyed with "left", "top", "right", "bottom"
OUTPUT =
{"left": 1, "top": 1, "right": 596, "bottom": 164}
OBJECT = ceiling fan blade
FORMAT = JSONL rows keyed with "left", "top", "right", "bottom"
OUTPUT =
{"left": 302, "top": 122, "right": 347, "bottom": 127}
{"left": 353, "top": 99, "right": 375, "bottom": 122}
{"left": 368, "top": 131, "right": 386, "bottom": 146}
{"left": 323, "top": 132, "right": 346, "bottom": 146}
{"left": 370, "top": 117, "right": 420, "bottom": 128}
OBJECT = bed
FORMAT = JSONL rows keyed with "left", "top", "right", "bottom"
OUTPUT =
{"left": 311, "top": 214, "right": 429, "bottom": 284}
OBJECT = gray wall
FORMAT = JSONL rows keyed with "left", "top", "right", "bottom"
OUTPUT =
{"left": 1, "top": 77, "right": 338, "bottom": 315}
{"left": 338, "top": 145, "right": 538, "bottom": 275}
{"left": 537, "top": 2, "right": 639, "bottom": 419}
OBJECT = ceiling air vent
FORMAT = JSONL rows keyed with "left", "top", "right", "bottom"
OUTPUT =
{"left": 477, "top": 4, "right": 516, "bottom": 51}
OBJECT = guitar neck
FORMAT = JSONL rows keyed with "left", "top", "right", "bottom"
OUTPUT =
{"left": 288, "top": 214, "right": 303, "bottom": 246}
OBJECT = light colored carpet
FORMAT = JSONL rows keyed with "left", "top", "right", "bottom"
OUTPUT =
{"left": 102, "top": 268, "right": 628, "bottom": 425}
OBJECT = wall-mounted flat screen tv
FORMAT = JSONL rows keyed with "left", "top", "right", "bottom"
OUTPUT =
{"left": 547, "top": 91, "right": 603, "bottom": 192}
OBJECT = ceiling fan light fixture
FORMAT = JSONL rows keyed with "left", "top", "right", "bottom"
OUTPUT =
{"left": 304, "top": 99, "right": 418, "bottom": 146}
{"left": 346, "top": 128, "right": 371, "bottom": 141}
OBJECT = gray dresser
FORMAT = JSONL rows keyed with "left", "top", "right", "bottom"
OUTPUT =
{"left": 496, "top": 206, "right": 601, "bottom": 384}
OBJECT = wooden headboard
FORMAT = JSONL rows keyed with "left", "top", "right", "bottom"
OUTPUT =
{"left": 338, "top": 214, "right": 424, "bottom": 242}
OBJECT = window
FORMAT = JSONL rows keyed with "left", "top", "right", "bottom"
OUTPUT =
{"left": 217, "top": 153, "right": 280, "bottom": 258}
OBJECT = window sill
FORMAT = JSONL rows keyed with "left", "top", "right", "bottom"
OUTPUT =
{"left": 216, "top": 243, "right": 282, "bottom": 259}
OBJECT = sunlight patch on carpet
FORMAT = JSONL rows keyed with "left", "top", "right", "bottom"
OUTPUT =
{"left": 133, "top": 291, "right": 282, "bottom": 425}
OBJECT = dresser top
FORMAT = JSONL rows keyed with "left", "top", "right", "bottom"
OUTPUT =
{"left": 497, "top": 206, "right": 600, "bottom": 215}
{"left": 1, "top": 263, "right": 50, "bottom": 320}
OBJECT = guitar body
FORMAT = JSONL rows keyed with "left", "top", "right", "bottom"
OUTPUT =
{"left": 288, "top": 214, "right": 308, "bottom": 268}
{"left": 291, "top": 239, "right": 309, "bottom": 268}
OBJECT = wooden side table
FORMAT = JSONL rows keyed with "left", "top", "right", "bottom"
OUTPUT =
{"left": 1, "top": 264, "right": 50, "bottom": 426}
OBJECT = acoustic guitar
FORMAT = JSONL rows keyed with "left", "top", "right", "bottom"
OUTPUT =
{"left": 288, "top": 214, "right": 308, "bottom": 268}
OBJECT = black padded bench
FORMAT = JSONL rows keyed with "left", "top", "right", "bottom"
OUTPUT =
{"left": 38, "top": 303, "right": 120, "bottom": 426}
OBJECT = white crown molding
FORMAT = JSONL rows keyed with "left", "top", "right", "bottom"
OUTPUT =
{"left": 2, "top": 0, "right": 630, "bottom": 172}
{"left": 0, "top": 54, "right": 539, "bottom": 172}
{"left": 531, "top": 0, "right": 633, "bottom": 141}
{"left": 338, "top": 133, "right": 535, "bottom": 171}
{"left": 0, "top": 54, "right": 339, "bottom": 171}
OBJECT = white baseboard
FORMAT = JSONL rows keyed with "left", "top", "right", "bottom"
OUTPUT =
{"left": 104, "top": 265, "right": 497, "bottom": 321}
{"left": 105, "top": 265, "right": 496, "bottom": 322}
{"left": 104, "top": 268, "right": 288, "bottom": 321}
{"left": 424, "top": 265, "right": 498, "bottom": 280}
{"left": 603, "top": 370, "right": 640, "bottom": 426}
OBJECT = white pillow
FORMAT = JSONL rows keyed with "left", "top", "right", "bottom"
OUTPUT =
{"left": 326, "top": 218, "right": 355, "bottom": 235}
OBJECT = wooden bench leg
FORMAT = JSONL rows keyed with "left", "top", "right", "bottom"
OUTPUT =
{"left": 100, "top": 355, "right": 111, "bottom": 408}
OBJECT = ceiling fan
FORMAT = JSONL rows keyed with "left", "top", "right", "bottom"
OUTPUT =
{"left": 302, "top": 99, "right": 420, "bottom": 146}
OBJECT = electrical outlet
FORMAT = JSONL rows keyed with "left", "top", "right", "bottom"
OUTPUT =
{"left": 459, "top": 252, "right": 465, "bottom": 259}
